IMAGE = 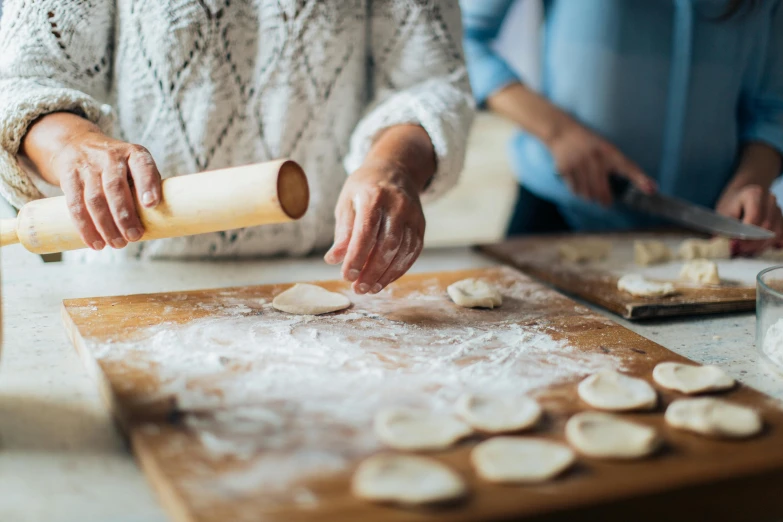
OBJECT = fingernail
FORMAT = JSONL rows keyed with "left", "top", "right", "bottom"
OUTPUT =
{"left": 347, "top": 269, "right": 360, "bottom": 282}
{"left": 371, "top": 284, "right": 382, "bottom": 294}
{"left": 127, "top": 228, "right": 142, "bottom": 241}
{"left": 92, "top": 241, "right": 105, "bottom": 250}
{"left": 142, "top": 191, "right": 156, "bottom": 207}
{"left": 357, "top": 283, "right": 369, "bottom": 294}
{"left": 111, "top": 239, "right": 126, "bottom": 249}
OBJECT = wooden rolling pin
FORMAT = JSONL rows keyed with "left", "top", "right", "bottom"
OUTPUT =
{"left": 0, "top": 159, "right": 309, "bottom": 255}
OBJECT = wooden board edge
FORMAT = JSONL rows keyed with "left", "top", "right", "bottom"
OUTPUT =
{"left": 131, "top": 429, "right": 196, "bottom": 522}
{"left": 60, "top": 302, "right": 132, "bottom": 432}
{"left": 627, "top": 299, "right": 757, "bottom": 320}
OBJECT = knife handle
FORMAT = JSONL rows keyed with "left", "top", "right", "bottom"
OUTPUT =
{"left": 609, "top": 175, "right": 632, "bottom": 200}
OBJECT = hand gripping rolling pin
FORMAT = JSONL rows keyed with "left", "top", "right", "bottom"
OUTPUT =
{"left": 0, "top": 159, "right": 309, "bottom": 255}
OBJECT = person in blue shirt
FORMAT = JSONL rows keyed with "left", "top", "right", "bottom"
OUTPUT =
{"left": 462, "top": 0, "right": 783, "bottom": 255}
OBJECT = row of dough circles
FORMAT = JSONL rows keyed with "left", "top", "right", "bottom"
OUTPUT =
{"left": 352, "top": 363, "right": 762, "bottom": 508}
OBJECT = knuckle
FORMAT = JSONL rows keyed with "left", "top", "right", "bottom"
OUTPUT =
{"left": 103, "top": 175, "right": 126, "bottom": 195}
{"left": 67, "top": 200, "right": 86, "bottom": 217}
{"left": 85, "top": 191, "right": 106, "bottom": 209}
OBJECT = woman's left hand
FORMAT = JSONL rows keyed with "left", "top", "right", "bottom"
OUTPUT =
{"left": 716, "top": 184, "right": 783, "bottom": 255}
{"left": 324, "top": 160, "right": 425, "bottom": 294}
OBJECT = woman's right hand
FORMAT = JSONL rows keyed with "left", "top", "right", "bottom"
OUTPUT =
{"left": 546, "top": 118, "right": 656, "bottom": 207}
{"left": 21, "top": 113, "right": 162, "bottom": 251}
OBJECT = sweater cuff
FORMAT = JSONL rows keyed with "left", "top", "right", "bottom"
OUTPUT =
{"left": 344, "top": 81, "right": 474, "bottom": 203}
{"left": 0, "top": 81, "right": 114, "bottom": 207}
{"left": 742, "top": 122, "right": 783, "bottom": 173}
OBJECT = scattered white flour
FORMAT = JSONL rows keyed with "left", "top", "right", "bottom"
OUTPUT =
{"left": 763, "top": 318, "right": 783, "bottom": 369}
{"left": 86, "top": 270, "right": 624, "bottom": 511}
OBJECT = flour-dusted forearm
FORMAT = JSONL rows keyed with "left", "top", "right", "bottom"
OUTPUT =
{"left": 0, "top": 0, "right": 116, "bottom": 208}
{"left": 344, "top": 0, "right": 475, "bottom": 204}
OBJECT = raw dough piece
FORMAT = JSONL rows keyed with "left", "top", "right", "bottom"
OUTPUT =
{"left": 652, "top": 362, "right": 735, "bottom": 394}
{"left": 577, "top": 370, "right": 657, "bottom": 411}
{"left": 679, "top": 259, "right": 720, "bottom": 285}
{"left": 665, "top": 398, "right": 762, "bottom": 438}
{"left": 761, "top": 248, "right": 783, "bottom": 261}
{"left": 447, "top": 279, "right": 502, "bottom": 309}
{"left": 374, "top": 408, "right": 472, "bottom": 451}
{"left": 471, "top": 437, "right": 575, "bottom": 483}
{"left": 565, "top": 411, "right": 660, "bottom": 459}
{"left": 558, "top": 239, "right": 612, "bottom": 263}
{"left": 634, "top": 240, "right": 672, "bottom": 266}
{"left": 678, "top": 237, "right": 731, "bottom": 260}
{"left": 455, "top": 393, "right": 541, "bottom": 433}
{"left": 352, "top": 454, "right": 466, "bottom": 505}
{"left": 272, "top": 283, "right": 351, "bottom": 315}
{"left": 617, "top": 274, "right": 676, "bottom": 297}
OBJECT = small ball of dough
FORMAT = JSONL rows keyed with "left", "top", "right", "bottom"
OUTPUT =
{"left": 565, "top": 411, "right": 661, "bottom": 459}
{"left": 634, "top": 240, "right": 672, "bottom": 266}
{"left": 272, "top": 283, "right": 351, "bottom": 315}
{"left": 617, "top": 274, "right": 676, "bottom": 297}
{"left": 471, "top": 437, "right": 575, "bottom": 484}
{"left": 577, "top": 370, "right": 657, "bottom": 411}
{"left": 558, "top": 239, "right": 612, "bottom": 263}
{"left": 652, "top": 362, "right": 735, "bottom": 394}
{"left": 679, "top": 259, "right": 720, "bottom": 285}
{"left": 678, "top": 238, "right": 731, "bottom": 260}
{"left": 352, "top": 454, "right": 466, "bottom": 505}
{"left": 665, "top": 398, "right": 762, "bottom": 438}
{"left": 447, "top": 279, "right": 502, "bottom": 309}
{"left": 455, "top": 393, "right": 542, "bottom": 434}
{"left": 374, "top": 408, "right": 473, "bottom": 451}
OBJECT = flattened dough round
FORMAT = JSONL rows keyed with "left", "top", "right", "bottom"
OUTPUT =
{"left": 665, "top": 398, "right": 762, "bottom": 438}
{"left": 565, "top": 411, "right": 660, "bottom": 459}
{"left": 471, "top": 437, "right": 575, "bottom": 483}
{"left": 272, "top": 283, "right": 351, "bottom": 315}
{"left": 374, "top": 408, "right": 472, "bottom": 451}
{"left": 634, "top": 240, "right": 672, "bottom": 267}
{"left": 455, "top": 393, "right": 541, "bottom": 433}
{"left": 652, "top": 362, "right": 735, "bottom": 394}
{"left": 578, "top": 370, "right": 657, "bottom": 411}
{"left": 680, "top": 259, "right": 720, "bottom": 285}
{"left": 352, "top": 454, "right": 466, "bottom": 505}
{"left": 617, "top": 274, "right": 676, "bottom": 297}
{"left": 447, "top": 279, "right": 502, "bottom": 309}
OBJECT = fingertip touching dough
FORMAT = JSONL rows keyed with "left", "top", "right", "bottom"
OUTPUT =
{"left": 652, "top": 362, "right": 735, "bottom": 394}
{"left": 374, "top": 407, "right": 473, "bottom": 451}
{"left": 634, "top": 240, "right": 672, "bottom": 266}
{"left": 577, "top": 370, "right": 657, "bottom": 411}
{"left": 455, "top": 393, "right": 541, "bottom": 434}
{"left": 679, "top": 259, "right": 720, "bottom": 285}
{"left": 678, "top": 238, "right": 731, "bottom": 260}
{"left": 471, "top": 437, "right": 575, "bottom": 484}
{"left": 272, "top": 283, "right": 351, "bottom": 315}
{"left": 352, "top": 454, "right": 466, "bottom": 505}
{"left": 565, "top": 411, "right": 660, "bottom": 459}
{"left": 617, "top": 274, "right": 676, "bottom": 297}
{"left": 665, "top": 398, "right": 762, "bottom": 438}
{"left": 447, "top": 279, "right": 502, "bottom": 309}
{"left": 558, "top": 239, "right": 612, "bottom": 263}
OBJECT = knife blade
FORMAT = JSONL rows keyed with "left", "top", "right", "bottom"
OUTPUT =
{"left": 609, "top": 177, "right": 774, "bottom": 240}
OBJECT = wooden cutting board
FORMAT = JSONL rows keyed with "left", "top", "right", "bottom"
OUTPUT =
{"left": 62, "top": 267, "right": 783, "bottom": 522}
{"left": 480, "top": 232, "right": 776, "bottom": 319}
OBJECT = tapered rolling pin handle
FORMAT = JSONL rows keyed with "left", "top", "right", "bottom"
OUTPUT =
{"left": 5, "top": 159, "right": 309, "bottom": 255}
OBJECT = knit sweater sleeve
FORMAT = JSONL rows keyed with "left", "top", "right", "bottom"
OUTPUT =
{"left": 344, "top": 0, "right": 475, "bottom": 202}
{"left": 0, "top": 0, "right": 115, "bottom": 208}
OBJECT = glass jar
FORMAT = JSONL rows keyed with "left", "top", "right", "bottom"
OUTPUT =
{"left": 757, "top": 266, "right": 783, "bottom": 373}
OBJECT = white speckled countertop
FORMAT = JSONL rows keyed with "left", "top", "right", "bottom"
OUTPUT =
{"left": 1, "top": 244, "right": 782, "bottom": 522}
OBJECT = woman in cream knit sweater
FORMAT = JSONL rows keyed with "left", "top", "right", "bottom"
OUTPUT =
{"left": 0, "top": 0, "right": 473, "bottom": 294}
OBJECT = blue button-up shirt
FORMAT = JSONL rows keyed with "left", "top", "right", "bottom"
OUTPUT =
{"left": 462, "top": 0, "right": 783, "bottom": 230}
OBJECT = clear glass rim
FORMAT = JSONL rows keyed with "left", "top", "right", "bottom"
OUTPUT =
{"left": 757, "top": 265, "right": 783, "bottom": 299}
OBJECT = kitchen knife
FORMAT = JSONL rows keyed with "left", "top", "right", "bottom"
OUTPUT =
{"left": 609, "top": 176, "right": 774, "bottom": 240}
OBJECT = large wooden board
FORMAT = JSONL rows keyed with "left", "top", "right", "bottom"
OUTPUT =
{"left": 480, "top": 232, "right": 771, "bottom": 319}
{"left": 62, "top": 267, "right": 783, "bottom": 522}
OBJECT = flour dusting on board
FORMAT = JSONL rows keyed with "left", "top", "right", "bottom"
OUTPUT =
{"left": 86, "top": 270, "right": 624, "bottom": 511}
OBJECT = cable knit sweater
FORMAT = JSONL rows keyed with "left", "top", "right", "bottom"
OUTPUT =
{"left": 0, "top": 0, "right": 473, "bottom": 261}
